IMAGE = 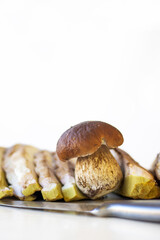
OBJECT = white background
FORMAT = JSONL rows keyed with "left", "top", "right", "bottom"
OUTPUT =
{"left": 0, "top": 0, "right": 160, "bottom": 169}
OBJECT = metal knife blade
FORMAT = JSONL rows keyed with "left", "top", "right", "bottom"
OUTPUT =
{"left": 0, "top": 194, "right": 160, "bottom": 222}
{"left": 0, "top": 193, "right": 123, "bottom": 212}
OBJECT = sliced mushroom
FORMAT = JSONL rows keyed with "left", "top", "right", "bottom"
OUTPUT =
{"left": 150, "top": 153, "right": 160, "bottom": 183}
{"left": 3, "top": 144, "right": 41, "bottom": 200}
{"left": 34, "top": 150, "right": 63, "bottom": 201}
{"left": 111, "top": 148, "right": 160, "bottom": 199}
{"left": 52, "top": 153, "right": 86, "bottom": 202}
{"left": 56, "top": 121, "right": 123, "bottom": 199}
{"left": 143, "top": 185, "right": 160, "bottom": 199}
{"left": 0, "top": 147, "right": 13, "bottom": 199}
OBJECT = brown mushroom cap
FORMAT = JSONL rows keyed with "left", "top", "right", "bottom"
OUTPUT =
{"left": 56, "top": 121, "right": 124, "bottom": 161}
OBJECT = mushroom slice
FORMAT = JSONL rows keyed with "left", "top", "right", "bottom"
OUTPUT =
{"left": 111, "top": 148, "right": 160, "bottom": 199}
{"left": 0, "top": 147, "right": 13, "bottom": 199}
{"left": 56, "top": 121, "right": 123, "bottom": 199}
{"left": 52, "top": 153, "right": 86, "bottom": 202}
{"left": 142, "top": 185, "right": 160, "bottom": 199}
{"left": 151, "top": 153, "right": 160, "bottom": 182}
{"left": 34, "top": 151, "right": 63, "bottom": 201}
{"left": 3, "top": 144, "right": 41, "bottom": 200}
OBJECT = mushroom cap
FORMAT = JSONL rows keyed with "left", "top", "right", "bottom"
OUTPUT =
{"left": 56, "top": 121, "right": 124, "bottom": 161}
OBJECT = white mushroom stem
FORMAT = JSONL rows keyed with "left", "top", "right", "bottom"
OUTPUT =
{"left": 111, "top": 148, "right": 159, "bottom": 199}
{"left": 52, "top": 153, "right": 85, "bottom": 201}
{"left": 0, "top": 148, "right": 13, "bottom": 199}
{"left": 151, "top": 153, "right": 160, "bottom": 180}
{"left": 3, "top": 145, "right": 40, "bottom": 199}
{"left": 34, "top": 151, "right": 61, "bottom": 191}
{"left": 111, "top": 148, "right": 154, "bottom": 179}
{"left": 52, "top": 153, "right": 75, "bottom": 187}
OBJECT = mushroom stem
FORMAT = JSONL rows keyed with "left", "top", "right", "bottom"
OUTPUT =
{"left": 111, "top": 149, "right": 160, "bottom": 199}
{"left": 34, "top": 151, "right": 63, "bottom": 201}
{"left": 75, "top": 145, "right": 123, "bottom": 199}
{"left": 0, "top": 148, "right": 13, "bottom": 199}
{"left": 150, "top": 153, "right": 160, "bottom": 182}
{"left": 52, "top": 153, "right": 86, "bottom": 201}
{"left": 3, "top": 144, "right": 41, "bottom": 199}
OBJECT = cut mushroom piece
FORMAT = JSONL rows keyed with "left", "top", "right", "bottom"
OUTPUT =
{"left": 56, "top": 121, "right": 123, "bottom": 199}
{"left": 34, "top": 150, "right": 63, "bottom": 201}
{"left": 23, "top": 195, "right": 37, "bottom": 201}
{"left": 143, "top": 185, "right": 160, "bottom": 199}
{"left": 3, "top": 144, "right": 41, "bottom": 200}
{"left": 0, "top": 147, "right": 13, "bottom": 199}
{"left": 151, "top": 153, "right": 160, "bottom": 182}
{"left": 52, "top": 153, "right": 86, "bottom": 202}
{"left": 111, "top": 148, "right": 160, "bottom": 199}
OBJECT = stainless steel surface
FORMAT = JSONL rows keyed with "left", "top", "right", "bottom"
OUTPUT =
{"left": 91, "top": 200, "right": 160, "bottom": 222}
{"left": 0, "top": 194, "right": 160, "bottom": 222}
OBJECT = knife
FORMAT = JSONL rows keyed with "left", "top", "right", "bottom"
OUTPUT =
{"left": 0, "top": 196, "right": 160, "bottom": 222}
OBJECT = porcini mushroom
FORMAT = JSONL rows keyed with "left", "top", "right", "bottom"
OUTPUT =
{"left": 151, "top": 153, "right": 160, "bottom": 183}
{"left": 52, "top": 153, "right": 86, "bottom": 201}
{"left": 111, "top": 148, "right": 160, "bottom": 199}
{"left": 3, "top": 144, "right": 41, "bottom": 200}
{"left": 56, "top": 121, "right": 123, "bottom": 199}
{"left": 34, "top": 150, "right": 63, "bottom": 201}
{"left": 0, "top": 147, "right": 13, "bottom": 199}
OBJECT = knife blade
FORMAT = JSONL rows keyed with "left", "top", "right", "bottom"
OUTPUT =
{"left": 0, "top": 194, "right": 160, "bottom": 222}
